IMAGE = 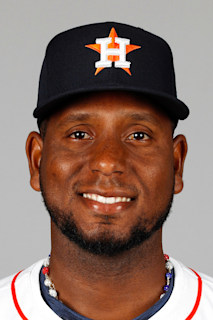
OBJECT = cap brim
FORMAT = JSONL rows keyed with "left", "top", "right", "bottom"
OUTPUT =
{"left": 34, "top": 85, "right": 189, "bottom": 122}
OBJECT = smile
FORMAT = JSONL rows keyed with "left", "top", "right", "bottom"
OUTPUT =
{"left": 82, "top": 193, "right": 132, "bottom": 204}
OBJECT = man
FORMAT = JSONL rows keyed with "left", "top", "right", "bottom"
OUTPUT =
{"left": 0, "top": 21, "right": 213, "bottom": 319}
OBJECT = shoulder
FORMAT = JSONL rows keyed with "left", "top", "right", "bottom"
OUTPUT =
{"left": 198, "top": 270, "right": 213, "bottom": 286}
{"left": 172, "top": 257, "right": 213, "bottom": 291}
{"left": 171, "top": 258, "right": 213, "bottom": 317}
{"left": 196, "top": 269, "right": 213, "bottom": 302}
{"left": 0, "top": 273, "right": 15, "bottom": 310}
{"left": 0, "top": 260, "right": 44, "bottom": 319}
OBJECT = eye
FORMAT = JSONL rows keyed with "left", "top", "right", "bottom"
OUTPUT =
{"left": 127, "top": 132, "right": 149, "bottom": 141}
{"left": 69, "top": 131, "right": 91, "bottom": 140}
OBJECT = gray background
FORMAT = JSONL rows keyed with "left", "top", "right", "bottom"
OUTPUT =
{"left": 0, "top": 0, "right": 212, "bottom": 278}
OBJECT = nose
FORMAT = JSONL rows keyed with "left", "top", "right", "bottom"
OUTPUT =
{"left": 89, "top": 139, "right": 126, "bottom": 176}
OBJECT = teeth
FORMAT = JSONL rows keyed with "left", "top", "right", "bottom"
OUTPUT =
{"left": 82, "top": 193, "right": 131, "bottom": 204}
{"left": 91, "top": 194, "right": 97, "bottom": 201}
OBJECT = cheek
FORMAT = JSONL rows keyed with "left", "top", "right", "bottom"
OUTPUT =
{"left": 40, "top": 147, "right": 84, "bottom": 202}
{"left": 131, "top": 147, "right": 174, "bottom": 202}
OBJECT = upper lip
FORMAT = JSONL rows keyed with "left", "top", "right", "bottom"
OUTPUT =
{"left": 78, "top": 189, "right": 137, "bottom": 199}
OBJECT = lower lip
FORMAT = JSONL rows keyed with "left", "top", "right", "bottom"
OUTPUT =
{"left": 80, "top": 196, "right": 134, "bottom": 215}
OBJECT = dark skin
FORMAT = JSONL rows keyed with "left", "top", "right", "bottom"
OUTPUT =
{"left": 26, "top": 92, "right": 187, "bottom": 320}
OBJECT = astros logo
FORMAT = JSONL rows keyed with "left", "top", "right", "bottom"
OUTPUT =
{"left": 85, "top": 27, "right": 141, "bottom": 76}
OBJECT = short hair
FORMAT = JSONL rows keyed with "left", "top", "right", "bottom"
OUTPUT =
{"left": 38, "top": 118, "right": 49, "bottom": 139}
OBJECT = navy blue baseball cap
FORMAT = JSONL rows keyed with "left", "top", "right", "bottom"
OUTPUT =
{"left": 34, "top": 21, "right": 189, "bottom": 122}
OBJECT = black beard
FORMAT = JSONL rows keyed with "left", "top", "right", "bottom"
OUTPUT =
{"left": 40, "top": 180, "right": 174, "bottom": 257}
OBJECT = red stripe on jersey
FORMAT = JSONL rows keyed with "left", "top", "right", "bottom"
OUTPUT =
{"left": 185, "top": 269, "right": 202, "bottom": 320}
{"left": 11, "top": 270, "right": 28, "bottom": 320}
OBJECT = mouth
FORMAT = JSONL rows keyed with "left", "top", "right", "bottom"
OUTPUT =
{"left": 82, "top": 193, "right": 132, "bottom": 204}
{"left": 79, "top": 192, "right": 136, "bottom": 215}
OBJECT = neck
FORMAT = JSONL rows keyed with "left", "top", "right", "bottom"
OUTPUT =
{"left": 48, "top": 223, "right": 166, "bottom": 320}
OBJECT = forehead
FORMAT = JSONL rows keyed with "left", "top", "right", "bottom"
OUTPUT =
{"left": 47, "top": 91, "right": 172, "bottom": 127}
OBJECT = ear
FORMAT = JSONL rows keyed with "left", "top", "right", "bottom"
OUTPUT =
{"left": 26, "top": 131, "right": 43, "bottom": 191}
{"left": 173, "top": 134, "right": 188, "bottom": 194}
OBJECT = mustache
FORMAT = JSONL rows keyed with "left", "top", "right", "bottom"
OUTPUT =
{"left": 73, "top": 177, "right": 139, "bottom": 195}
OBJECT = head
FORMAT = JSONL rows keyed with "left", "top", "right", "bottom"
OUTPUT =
{"left": 26, "top": 91, "right": 187, "bottom": 256}
{"left": 26, "top": 22, "right": 189, "bottom": 256}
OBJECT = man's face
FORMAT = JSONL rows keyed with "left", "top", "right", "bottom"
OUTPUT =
{"left": 27, "top": 92, "right": 187, "bottom": 256}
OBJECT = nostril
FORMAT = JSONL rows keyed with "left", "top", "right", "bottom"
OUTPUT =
{"left": 89, "top": 147, "right": 126, "bottom": 176}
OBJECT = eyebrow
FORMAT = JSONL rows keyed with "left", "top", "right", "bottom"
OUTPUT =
{"left": 57, "top": 113, "right": 98, "bottom": 128}
{"left": 123, "top": 112, "right": 159, "bottom": 125}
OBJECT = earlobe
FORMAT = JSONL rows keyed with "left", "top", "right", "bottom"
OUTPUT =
{"left": 173, "top": 134, "right": 188, "bottom": 194}
{"left": 26, "top": 132, "right": 43, "bottom": 191}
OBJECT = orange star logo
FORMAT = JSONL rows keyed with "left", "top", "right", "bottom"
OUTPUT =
{"left": 85, "top": 27, "right": 141, "bottom": 76}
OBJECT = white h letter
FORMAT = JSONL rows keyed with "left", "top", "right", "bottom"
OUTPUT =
{"left": 95, "top": 37, "right": 131, "bottom": 69}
